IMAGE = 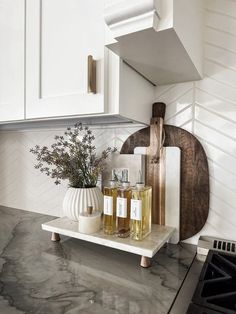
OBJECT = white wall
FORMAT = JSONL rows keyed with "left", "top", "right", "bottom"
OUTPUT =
{"left": 157, "top": 0, "right": 236, "bottom": 243}
{"left": 0, "top": 0, "right": 235, "bottom": 244}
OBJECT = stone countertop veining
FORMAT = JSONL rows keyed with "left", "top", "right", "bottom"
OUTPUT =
{"left": 0, "top": 206, "right": 196, "bottom": 314}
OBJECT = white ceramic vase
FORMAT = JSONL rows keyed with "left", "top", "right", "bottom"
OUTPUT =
{"left": 63, "top": 187, "right": 103, "bottom": 221}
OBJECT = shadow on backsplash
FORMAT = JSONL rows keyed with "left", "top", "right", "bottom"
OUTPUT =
{"left": 102, "top": 153, "right": 146, "bottom": 188}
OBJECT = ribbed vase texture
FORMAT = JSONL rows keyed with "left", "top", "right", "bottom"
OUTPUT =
{"left": 63, "top": 187, "right": 103, "bottom": 221}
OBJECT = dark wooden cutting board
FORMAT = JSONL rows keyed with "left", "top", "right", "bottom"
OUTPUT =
{"left": 120, "top": 103, "right": 209, "bottom": 241}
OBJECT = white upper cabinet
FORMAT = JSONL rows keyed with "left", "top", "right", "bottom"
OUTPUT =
{"left": 0, "top": 0, "right": 155, "bottom": 125}
{"left": 24, "top": 0, "right": 154, "bottom": 124}
{"left": 0, "top": 0, "right": 204, "bottom": 125}
{"left": 0, "top": 0, "right": 25, "bottom": 122}
{"left": 26, "top": 0, "right": 105, "bottom": 119}
{"left": 105, "top": 0, "right": 203, "bottom": 85}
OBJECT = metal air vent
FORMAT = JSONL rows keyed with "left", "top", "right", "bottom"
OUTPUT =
{"left": 197, "top": 236, "right": 236, "bottom": 260}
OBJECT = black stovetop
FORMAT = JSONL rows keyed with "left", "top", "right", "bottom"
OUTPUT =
{"left": 187, "top": 250, "right": 236, "bottom": 314}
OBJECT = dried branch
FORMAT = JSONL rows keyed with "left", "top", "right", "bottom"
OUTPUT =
{"left": 30, "top": 123, "right": 117, "bottom": 188}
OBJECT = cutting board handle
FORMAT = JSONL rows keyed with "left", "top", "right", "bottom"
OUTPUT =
{"left": 152, "top": 102, "right": 166, "bottom": 119}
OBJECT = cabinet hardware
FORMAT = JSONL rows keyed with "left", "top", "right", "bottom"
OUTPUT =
{"left": 87, "top": 55, "right": 96, "bottom": 94}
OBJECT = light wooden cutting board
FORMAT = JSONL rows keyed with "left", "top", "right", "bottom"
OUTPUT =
{"left": 134, "top": 146, "right": 181, "bottom": 244}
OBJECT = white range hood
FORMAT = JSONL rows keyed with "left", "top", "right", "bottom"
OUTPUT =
{"left": 105, "top": 0, "right": 203, "bottom": 85}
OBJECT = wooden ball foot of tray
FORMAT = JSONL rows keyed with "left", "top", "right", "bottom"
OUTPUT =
{"left": 140, "top": 256, "right": 151, "bottom": 268}
{"left": 51, "top": 232, "right": 60, "bottom": 242}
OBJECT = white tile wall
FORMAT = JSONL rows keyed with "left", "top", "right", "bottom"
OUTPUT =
{"left": 0, "top": 126, "right": 141, "bottom": 217}
{"left": 156, "top": 0, "right": 236, "bottom": 244}
{"left": 0, "top": 0, "right": 235, "bottom": 244}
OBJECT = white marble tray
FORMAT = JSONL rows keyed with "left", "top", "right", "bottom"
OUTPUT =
{"left": 42, "top": 217, "right": 175, "bottom": 258}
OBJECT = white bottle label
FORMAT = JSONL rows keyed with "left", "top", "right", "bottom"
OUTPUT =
{"left": 131, "top": 199, "right": 142, "bottom": 221}
{"left": 103, "top": 196, "right": 113, "bottom": 216}
{"left": 116, "top": 197, "right": 127, "bottom": 218}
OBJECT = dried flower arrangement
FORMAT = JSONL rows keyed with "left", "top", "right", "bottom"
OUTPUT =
{"left": 30, "top": 123, "right": 116, "bottom": 188}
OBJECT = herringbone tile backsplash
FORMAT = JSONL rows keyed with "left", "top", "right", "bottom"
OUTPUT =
{"left": 0, "top": 125, "right": 141, "bottom": 218}
{"left": 155, "top": 0, "right": 236, "bottom": 244}
{"left": 0, "top": 0, "right": 236, "bottom": 244}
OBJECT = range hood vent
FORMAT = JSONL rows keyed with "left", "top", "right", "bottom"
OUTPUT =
{"left": 105, "top": 0, "right": 203, "bottom": 86}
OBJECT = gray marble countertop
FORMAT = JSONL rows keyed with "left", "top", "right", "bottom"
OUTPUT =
{"left": 0, "top": 206, "right": 196, "bottom": 314}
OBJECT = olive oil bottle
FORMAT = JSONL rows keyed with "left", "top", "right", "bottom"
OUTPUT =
{"left": 116, "top": 181, "right": 132, "bottom": 238}
{"left": 103, "top": 180, "right": 117, "bottom": 235}
{"left": 130, "top": 183, "right": 152, "bottom": 241}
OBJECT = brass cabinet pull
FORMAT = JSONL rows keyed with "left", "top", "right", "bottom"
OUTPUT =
{"left": 87, "top": 55, "right": 96, "bottom": 94}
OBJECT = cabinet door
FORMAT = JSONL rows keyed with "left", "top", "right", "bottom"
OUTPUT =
{"left": 0, "top": 0, "right": 25, "bottom": 122}
{"left": 26, "top": 0, "right": 105, "bottom": 119}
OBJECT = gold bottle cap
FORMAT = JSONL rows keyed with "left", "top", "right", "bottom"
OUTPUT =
{"left": 109, "top": 180, "right": 117, "bottom": 187}
{"left": 87, "top": 205, "right": 93, "bottom": 215}
{"left": 122, "top": 181, "right": 130, "bottom": 188}
{"left": 136, "top": 183, "right": 145, "bottom": 190}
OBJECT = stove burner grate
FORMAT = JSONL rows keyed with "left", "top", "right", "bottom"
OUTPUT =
{"left": 188, "top": 250, "right": 236, "bottom": 314}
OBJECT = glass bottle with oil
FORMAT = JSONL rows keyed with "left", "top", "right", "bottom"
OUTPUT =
{"left": 130, "top": 183, "right": 152, "bottom": 241}
{"left": 103, "top": 180, "right": 117, "bottom": 235}
{"left": 116, "top": 181, "right": 132, "bottom": 238}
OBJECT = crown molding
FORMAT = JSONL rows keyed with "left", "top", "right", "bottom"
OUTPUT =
{"left": 105, "top": 0, "right": 161, "bottom": 38}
